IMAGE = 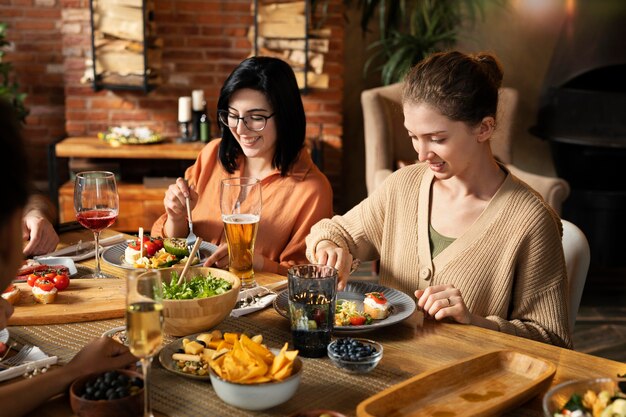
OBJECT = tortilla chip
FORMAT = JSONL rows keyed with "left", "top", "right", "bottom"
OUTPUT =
{"left": 241, "top": 334, "right": 274, "bottom": 365}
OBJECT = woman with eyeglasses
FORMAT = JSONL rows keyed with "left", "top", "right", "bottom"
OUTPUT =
{"left": 151, "top": 57, "right": 333, "bottom": 274}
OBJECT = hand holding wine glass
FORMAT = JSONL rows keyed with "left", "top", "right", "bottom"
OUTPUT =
{"left": 74, "top": 171, "right": 119, "bottom": 278}
{"left": 126, "top": 270, "right": 163, "bottom": 417}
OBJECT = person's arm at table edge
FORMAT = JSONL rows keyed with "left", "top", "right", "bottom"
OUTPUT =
{"left": 0, "top": 336, "right": 136, "bottom": 417}
{"left": 22, "top": 193, "right": 60, "bottom": 256}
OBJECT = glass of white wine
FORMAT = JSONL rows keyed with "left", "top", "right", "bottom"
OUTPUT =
{"left": 126, "top": 270, "right": 163, "bottom": 417}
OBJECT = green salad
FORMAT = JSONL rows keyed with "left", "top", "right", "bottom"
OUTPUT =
{"left": 163, "top": 271, "right": 232, "bottom": 300}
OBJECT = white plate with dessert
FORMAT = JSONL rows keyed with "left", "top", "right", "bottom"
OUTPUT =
{"left": 273, "top": 281, "right": 416, "bottom": 333}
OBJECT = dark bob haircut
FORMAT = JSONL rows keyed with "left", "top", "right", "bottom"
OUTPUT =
{"left": 217, "top": 56, "right": 306, "bottom": 176}
{"left": 0, "top": 99, "right": 30, "bottom": 224}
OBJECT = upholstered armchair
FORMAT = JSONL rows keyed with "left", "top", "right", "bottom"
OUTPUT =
{"left": 361, "top": 83, "right": 570, "bottom": 214}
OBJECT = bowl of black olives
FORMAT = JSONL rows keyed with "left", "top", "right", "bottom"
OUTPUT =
{"left": 327, "top": 337, "right": 383, "bottom": 374}
{"left": 69, "top": 369, "right": 144, "bottom": 417}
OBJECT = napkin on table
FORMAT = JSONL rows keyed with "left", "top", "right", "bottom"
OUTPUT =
{"left": 230, "top": 279, "right": 287, "bottom": 317}
{"left": 0, "top": 347, "right": 58, "bottom": 382}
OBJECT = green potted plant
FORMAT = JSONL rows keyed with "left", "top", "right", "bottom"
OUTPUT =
{"left": 346, "top": 0, "right": 504, "bottom": 85}
{"left": 0, "top": 22, "right": 28, "bottom": 122}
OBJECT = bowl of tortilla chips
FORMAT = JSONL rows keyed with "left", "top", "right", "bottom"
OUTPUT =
{"left": 208, "top": 334, "right": 302, "bottom": 410}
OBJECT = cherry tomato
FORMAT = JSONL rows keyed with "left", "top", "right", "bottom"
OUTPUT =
{"left": 152, "top": 238, "right": 164, "bottom": 251}
{"left": 143, "top": 241, "right": 159, "bottom": 257}
{"left": 53, "top": 274, "right": 70, "bottom": 291}
{"left": 27, "top": 273, "right": 41, "bottom": 287}
{"left": 34, "top": 279, "right": 55, "bottom": 292}
{"left": 44, "top": 271, "right": 56, "bottom": 279}
{"left": 130, "top": 236, "right": 161, "bottom": 257}
{"left": 349, "top": 315, "right": 367, "bottom": 326}
{"left": 366, "top": 292, "right": 387, "bottom": 304}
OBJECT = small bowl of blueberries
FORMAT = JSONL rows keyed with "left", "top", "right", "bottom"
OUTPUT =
{"left": 327, "top": 337, "right": 383, "bottom": 374}
{"left": 69, "top": 369, "right": 144, "bottom": 417}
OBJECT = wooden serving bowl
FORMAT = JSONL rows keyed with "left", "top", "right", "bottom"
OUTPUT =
{"left": 161, "top": 267, "right": 241, "bottom": 336}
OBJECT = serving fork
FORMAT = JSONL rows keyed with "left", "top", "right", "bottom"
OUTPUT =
{"left": 0, "top": 345, "right": 34, "bottom": 369}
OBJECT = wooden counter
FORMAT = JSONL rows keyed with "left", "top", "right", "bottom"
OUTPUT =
{"left": 55, "top": 136, "right": 205, "bottom": 160}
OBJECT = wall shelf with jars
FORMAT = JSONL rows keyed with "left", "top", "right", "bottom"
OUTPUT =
{"left": 88, "top": 0, "right": 161, "bottom": 93}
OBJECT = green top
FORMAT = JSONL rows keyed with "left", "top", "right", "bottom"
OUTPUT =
{"left": 429, "top": 224, "right": 455, "bottom": 259}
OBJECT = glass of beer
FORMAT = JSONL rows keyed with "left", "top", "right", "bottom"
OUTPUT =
{"left": 220, "top": 177, "right": 262, "bottom": 289}
{"left": 126, "top": 270, "right": 163, "bottom": 417}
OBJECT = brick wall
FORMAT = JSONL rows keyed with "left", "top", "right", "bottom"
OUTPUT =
{"left": 2, "top": 0, "right": 344, "bottom": 198}
{"left": 1, "top": 0, "right": 66, "bottom": 181}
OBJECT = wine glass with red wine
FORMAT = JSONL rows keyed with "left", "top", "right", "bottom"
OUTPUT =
{"left": 74, "top": 171, "right": 119, "bottom": 278}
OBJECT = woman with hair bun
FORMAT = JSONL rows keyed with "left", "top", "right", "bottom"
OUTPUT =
{"left": 306, "top": 51, "right": 571, "bottom": 348}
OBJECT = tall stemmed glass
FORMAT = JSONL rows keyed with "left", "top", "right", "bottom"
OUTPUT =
{"left": 220, "top": 177, "right": 262, "bottom": 289}
{"left": 126, "top": 270, "right": 163, "bottom": 417}
{"left": 74, "top": 171, "right": 119, "bottom": 278}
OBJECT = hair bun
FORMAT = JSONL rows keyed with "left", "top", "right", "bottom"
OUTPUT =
{"left": 472, "top": 53, "right": 503, "bottom": 89}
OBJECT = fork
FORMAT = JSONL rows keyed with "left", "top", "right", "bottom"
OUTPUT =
{"left": 184, "top": 181, "right": 197, "bottom": 253}
{"left": 235, "top": 288, "right": 276, "bottom": 309}
{"left": 0, "top": 345, "right": 34, "bottom": 369}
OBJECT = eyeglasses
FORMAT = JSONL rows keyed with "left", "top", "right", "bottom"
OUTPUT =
{"left": 217, "top": 110, "right": 275, "bottom": 132}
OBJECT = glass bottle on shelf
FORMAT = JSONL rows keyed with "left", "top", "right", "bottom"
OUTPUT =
{"left": 191, "top": 90, "right": 205, "bottom": 142}
{"left": 200, "top": 112, "right": 211, "bottom": 143}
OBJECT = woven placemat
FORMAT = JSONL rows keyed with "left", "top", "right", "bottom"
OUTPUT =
{"left": 9, "top": 316, "right": 411, "bottom": 417}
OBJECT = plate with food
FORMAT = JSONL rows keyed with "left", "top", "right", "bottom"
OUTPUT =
{"left": 98, "top": 126, "right": 164, "bottom": 145}
{"left": 101, "top": 236, "right": 218, "bottom": 270}
{"left": 15, "top": 259, "right": 76, "bottom": 282}
{"left": 158, "top": 330, "right": 249, "bottom": 381}
{"left": 273, "top": 281, "right": 416, "bottom": 333}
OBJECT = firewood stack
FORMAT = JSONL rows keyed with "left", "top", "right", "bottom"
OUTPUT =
{"left": 250, "top": 0, "right": 330, "bottom": 89}
{"left": 89, "top": 0, "right": 161, "bottom": 88}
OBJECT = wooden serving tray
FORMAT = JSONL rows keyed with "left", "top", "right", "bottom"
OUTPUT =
{"left": 8, "top": 279, "right": 126, "bottom": 325}
{"left": 356, "top": 350, "right": 556, "bottom": 417}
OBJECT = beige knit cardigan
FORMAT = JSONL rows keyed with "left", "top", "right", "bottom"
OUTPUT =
{"left": 306, "top": 163, "right": 572, "bottom": 348}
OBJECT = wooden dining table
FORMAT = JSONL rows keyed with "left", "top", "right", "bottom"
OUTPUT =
{"left": 5, "top": 229, "right": 626, "bottom": 417}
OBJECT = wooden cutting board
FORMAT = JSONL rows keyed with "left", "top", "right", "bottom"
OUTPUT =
{"left": 7, "top": 278, "right": 126, "bottom": 325}
{"left": 7, "top": 271, "right": 287, "bottom": 326}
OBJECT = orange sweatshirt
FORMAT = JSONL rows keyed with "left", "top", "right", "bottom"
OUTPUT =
{"left": 151, "top": 139, "right": 333, "bottom": 274}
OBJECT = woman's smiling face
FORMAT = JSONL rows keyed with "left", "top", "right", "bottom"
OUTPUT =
{"left": 403, "top": 102, "right": 484, "bottom": 179}
{"left": 227, "top": 88, "right": 277, "bottom": 163}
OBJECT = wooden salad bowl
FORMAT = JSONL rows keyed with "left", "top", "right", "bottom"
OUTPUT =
{"left": 161, "top": 267, "right": 241, "bottom": 337}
